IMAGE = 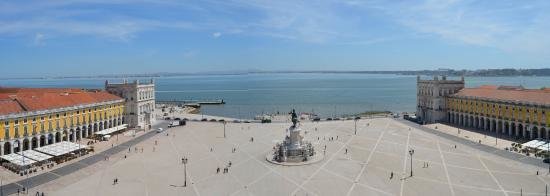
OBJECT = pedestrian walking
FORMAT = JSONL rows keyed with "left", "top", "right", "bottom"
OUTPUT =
{"left": 390, "top": 172, "right": 394, "bottom": 179}
{"left": 217, "top": 167, "right": 220, "bottom": 173}
{"left": 345, "top": 148, "right": 348, "bottom": 154}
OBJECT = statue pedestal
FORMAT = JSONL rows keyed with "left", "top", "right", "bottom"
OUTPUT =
{"left": 267, "top": 124, "right": 323, "bottom": 166}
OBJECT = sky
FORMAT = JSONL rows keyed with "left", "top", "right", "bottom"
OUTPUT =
{"left": 1, "top": 0, "right": 550, "bottom": 77}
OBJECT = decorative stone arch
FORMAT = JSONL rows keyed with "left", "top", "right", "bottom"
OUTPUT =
{"left": 48, "top": 133, "right": 54, "bottom": 144}
{"left": 82, "top": 126, "right": 87, "bottom": 138}
{"left": 55, "top": 131, "right": 62, "bottom": 143}
{"left": 62, "top": 130, "right": 69, "bottom": 141}
{"left": 31, "top": 137, "right": 38, "bottom": 149}
{"left": 23, "top": 138, "right": 30, "bottom": 151}
{"left": 40, "top": 135, "right": 46, "bottom": 146}
{"left": 479, "top": 117, "right": 485, "bottom": 130}
{"left": 13, "top": 140, "right": 21, "bottom": 153}
{"left": 3, "top": 142, "right": 11, "bottom": 155}
{"left": 68, "top": 129, "right": 74, "bottom": 142}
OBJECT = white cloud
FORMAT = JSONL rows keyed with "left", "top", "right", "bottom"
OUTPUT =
{"left": 183, "top": 50, "right": 197, "bottom": 59}
{"left": 358, "top": 0, "right": 550, "bottom": 55}
{"left": 212, "top": 32, "right": 221, "bottom": 38}
{"left": 33, "top": 32, "right": 45, "bottom": 45}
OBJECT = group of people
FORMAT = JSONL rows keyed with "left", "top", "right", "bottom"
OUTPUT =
{"left": 217, "top": 161, "right": 233, "bottom": 174}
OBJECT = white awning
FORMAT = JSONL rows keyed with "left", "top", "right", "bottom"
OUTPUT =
{"left": 523, "top": 140, "right": 547, "bottom": 149}
{"left": 95, "top": 124, "right": 128, "bottom": 135}
{"left": 16, "top": 150, "right": 53, "bottom": 162}
{"left": 0, "top": 153, "right": 36, "bottom": 167}
{"left": 34, "top": 141, "right": 88, "bottom": 156}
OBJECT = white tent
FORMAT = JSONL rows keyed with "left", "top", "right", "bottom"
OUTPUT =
{"left": 34, "top": 141, "right": 88, "bottom": 156}
{"left": 95, "top": 124, "right": 128, "bottom": 135}
{"left": 16, "top": 150, "right": 53, "bottom": 162}
{"left": 0, "top": 153, "right": 36, "bottom": 167}
{"left": 523, "top": 140, "right": 548, "bottom": 150}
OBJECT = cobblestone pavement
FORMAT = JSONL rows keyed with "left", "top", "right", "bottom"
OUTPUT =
{"left": 6, "top": 118, "right": 550, "bottom": 196}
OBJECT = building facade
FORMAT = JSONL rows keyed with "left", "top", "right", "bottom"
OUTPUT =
{"left": 447, "top": 85, "right": 550, "bottom": 140}
{"left": 416, "top": 75, "right": 465, "bottom": 124}
{"left": 105, "top": 79, "right": 155, "bottom": 130}
{"left": 0, "top": 88, "right": 125, "bottom": 156}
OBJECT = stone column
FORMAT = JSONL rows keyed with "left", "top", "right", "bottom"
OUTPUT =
{"left": 78, "top": 130, "right": 82, "bottom": 141}
{"left": 484, "top": 118, "right": 488, "bottom": 131}
{"left": 0, "top": 142, "right": 4, "bottom": 156}
{"left": 72, "top": 130, "right": 76, "bottom": 142}
{"left": 10, "top": 141, "right": 14, "bottom": 154}
{"left": 36, "top": 135, "right": 41, "bottom": 148}
{"left": 490, "top": 119, "right": 494, "bottom": 132}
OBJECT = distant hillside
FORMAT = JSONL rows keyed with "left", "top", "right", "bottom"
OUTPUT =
{"left": 2, "top": 68, "right": 550, "bottom": 80}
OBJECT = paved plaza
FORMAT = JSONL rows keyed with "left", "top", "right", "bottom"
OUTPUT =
{"left": 25, "top": 118, "right": 550, "bottom": 196}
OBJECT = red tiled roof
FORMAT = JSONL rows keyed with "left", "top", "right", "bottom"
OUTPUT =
{"left": 0, "top": 88, "right": 123, "bottom": 115}
{"left": 452, "top": 86, "right": 550, "bottom": 105}
{"left": 0, "top": 100, "right": 24, "bottom": 115}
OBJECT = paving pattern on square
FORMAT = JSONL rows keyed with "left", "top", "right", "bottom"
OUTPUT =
{"left": 33, "top": 118, "right": 550, "bottom": 196}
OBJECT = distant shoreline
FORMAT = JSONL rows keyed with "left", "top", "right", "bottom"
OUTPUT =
{"left": 2, "top": 68, "right": 550, "bottom": 80}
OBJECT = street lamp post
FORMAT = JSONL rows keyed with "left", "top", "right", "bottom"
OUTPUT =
{"left": 354, "top": 119, "right": 358, "bottom": 135}
{"left": 223, "top": 121, "right": 227, "bottom": 138}
{"left": 409, "top": 149, "right": 415, "bottom": 177}
{"left": 183, "top": 157, "right": 188, "bottom": 187}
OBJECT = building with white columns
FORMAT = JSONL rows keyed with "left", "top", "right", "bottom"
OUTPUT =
{"left": 416, "top": 75, "right": 465, "bottom": 124}
{"left": 0, "top": 88, "right": 125, "bottom": 156}
{"left": 105, "top": 79, "right": 155, "bottom": 130}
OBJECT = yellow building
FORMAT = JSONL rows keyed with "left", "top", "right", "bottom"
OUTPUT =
{"left": 447, "top": 85, "right": 550, "bottom": 140}
{"left": 0, "top": 88, "right": 125, "bottom": 155}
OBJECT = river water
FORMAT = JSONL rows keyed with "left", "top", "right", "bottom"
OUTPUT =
{"left": 1, "top": 73, "right": 548, "bottom": 119}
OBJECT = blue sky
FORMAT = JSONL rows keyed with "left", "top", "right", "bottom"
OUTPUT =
{"left": 1, "top": 0, "right": 549, "bottom": 77}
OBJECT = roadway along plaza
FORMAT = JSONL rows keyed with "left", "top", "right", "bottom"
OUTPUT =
{"left": 27, "top": 118, "right": 550, "bottom": 195}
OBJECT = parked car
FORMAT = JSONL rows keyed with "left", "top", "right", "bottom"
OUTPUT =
{"left": 201, "top": 118, "right": 208, "bottom": 122}
{"left": 156, "top": 128, "right": 165, "bottom": 133}
{"left": 313, "top": 117, "right": 321, "bottom": 122}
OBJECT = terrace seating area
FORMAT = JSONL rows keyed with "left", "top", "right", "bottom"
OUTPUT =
{"left": 0, "top": 141, "right": 88, "bottom": 174}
